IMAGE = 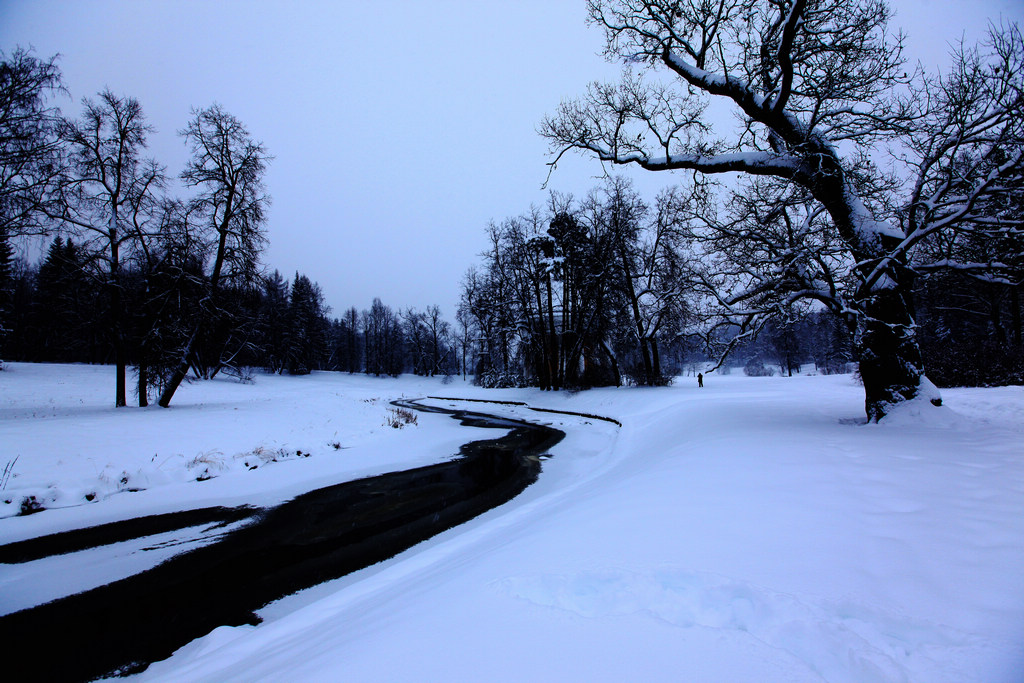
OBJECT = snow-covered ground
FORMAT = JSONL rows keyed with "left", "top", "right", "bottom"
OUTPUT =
{"left": 1, "top": 362, "right": 1022, "bottom": 682}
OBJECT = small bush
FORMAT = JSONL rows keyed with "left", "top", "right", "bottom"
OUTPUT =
{"left": 235, "top": 445, "right": 290, "bottom": 470}
{"left": 19, "top": 495, "right": 44, "bottom": 516}
{"left": 386, "top": 407, "right": 418, "bottom": 428}
{"left": 188, "top": 451, "right": 227, "bottom": 481}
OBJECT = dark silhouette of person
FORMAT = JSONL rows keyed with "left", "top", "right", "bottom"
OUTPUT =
{"left": 697, "top": 372, "right": 703, "bottom": 388}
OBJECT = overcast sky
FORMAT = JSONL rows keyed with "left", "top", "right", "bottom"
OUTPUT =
{"left": 2, "top": 0, "right": 1021, "bottom": 317}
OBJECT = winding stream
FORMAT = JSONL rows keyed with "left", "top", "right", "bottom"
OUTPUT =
{"left": 0, "top": 398, "right": 567, "bottom": 682}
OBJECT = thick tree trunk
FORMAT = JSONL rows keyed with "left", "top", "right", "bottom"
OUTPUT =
{"left": 854, "top": 281, "right": 932, "bottom": 422}
{"left": 601, "top": 340, "right": 622, "bottom": 387}
{"left": 108, "top": 221, "right": 126, "bottom": 408}
{"left": 114, "top": 349, "right": 126, "bottom": 408}
{"left": 650, "top": 338, "right": 662, "bottom": 383}
{"left": 803, "top": 146, "right": 934, "bottom": 422}
{"left": 109, "top": 288, "right": 126, "bottom": 408}
{"left": 158, "top": 328, "right": 198, "bottom": 408}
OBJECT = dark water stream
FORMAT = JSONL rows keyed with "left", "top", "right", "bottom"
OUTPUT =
{"left": 0, "top": 399, "right": 564, "bottom": 682}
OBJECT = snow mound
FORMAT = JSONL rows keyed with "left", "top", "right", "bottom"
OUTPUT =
{"left": 876, "top": 378, "right": 971, "bottom": 429}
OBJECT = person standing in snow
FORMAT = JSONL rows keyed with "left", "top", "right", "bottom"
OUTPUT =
{"left": 697, "top": 373, "right": 703, "bottom": 388}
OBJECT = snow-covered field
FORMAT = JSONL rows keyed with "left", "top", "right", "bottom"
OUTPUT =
{"left": 1, "top": 362, "right": 1022, "bottom": 682}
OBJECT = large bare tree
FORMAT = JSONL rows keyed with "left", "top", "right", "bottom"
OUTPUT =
{"left": 158, "top": 104, "right": 270, "bottom": 407}
{"left": 55, "top": 90, "right": 165, "bottom": 407}
{"left": 542, "top": 0, "right": 1023, "bottom": 421}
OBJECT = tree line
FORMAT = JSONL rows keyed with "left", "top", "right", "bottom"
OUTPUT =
{"left": 458, "top": 179, "right": 692, "bottom": 389}
{"left": 2, "top": 241, "right": 460, "bottom": 384}
{"left": 0, "top": 48, "right": 459, "bottom": 405}
{"left": 455, "top": 175, "right": 856, "bottom": 389}
{"left": 456, "top": 165, "right": 1020, "bottom": 391}
{"left": 4, "top": 0, "right": 1023, "bottom": 423}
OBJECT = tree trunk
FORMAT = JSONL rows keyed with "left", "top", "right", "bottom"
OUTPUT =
{"left": 137, "top": 363, "right": 148, "bottom": 407}
{"left": 108, "top": 219, "right": 127, "bottom": 408}
{"left": 114, "top": 347, "right": 126, "bottom": 408}
{"left": 158, "top": 328, "right": 198, "bottom": 408}
{"left": 989, "top": 293, "right": 1006, "bottom": 345}
{"left": 110, "top": 292, "right": 126, "bottom": 407}
{"left": 601, "top": 340, "right": 621, "bottom": 387}
{"left": 619, "top": 251, "right": 653, "bottom": 385}
{"left": 1010, "top": 285, "right": 1021, "bottom": 348}
{"left": 650, "top": 337, "right": 662, "bottom": 383}
{"left": 545, "top": 275, "right": 560, "bottom": 390}
{"left": 806, "top": 147, "right": 933, "bottom": 422}
{"left": 855, "top": 283, "right": 932, "bottom": 422}
{"left": 533, "top": 280, "right": 551, "bottom": 390}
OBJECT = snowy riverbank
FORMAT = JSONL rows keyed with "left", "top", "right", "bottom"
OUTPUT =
{"left": 1, "top": 363, "right": 1022, "bottom": 681}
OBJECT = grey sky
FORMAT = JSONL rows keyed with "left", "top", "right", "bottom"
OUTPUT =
{"left": 2, "top": 0, "right": 1021, "bottom": 317}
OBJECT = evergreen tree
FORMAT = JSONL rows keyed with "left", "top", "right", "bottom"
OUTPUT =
{"left": 258, "top": 269, "right": 290, "bottom": 373}
{"left": 31, "top": 236, "right": 96, "bottom": 362}
{"left": 285, "top": 272, "right": 327, "bottom": 374}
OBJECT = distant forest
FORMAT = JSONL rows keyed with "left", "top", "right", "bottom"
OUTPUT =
{"left": 1, "top": 37, "right": 1022, "bottom": 408}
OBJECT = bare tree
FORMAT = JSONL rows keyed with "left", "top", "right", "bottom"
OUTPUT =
{"left": 0, "top": 47, "right": 64, "bottom": 239}
{"left": 454, "top": 295, "right": 475, "bottom": 380}
{"left": 158, "top": 104, "right": 270, "bottom": 407}
{"left": 343, "top": 306, "right": 361, "bottom": 373}
{"left": 423, "top": 304, "right": 451, "bottom": 377}
{"left": 55, "top": 90, "right": 165, "bottom": 406}
{"left": 401, "top": 307, "right": 428, "bottom": 375}
{"left": 128, "top": 197, "right": 204, "bottom": 406}
{"left": 543, "top": 0, "right": 1022, "bottom": 421}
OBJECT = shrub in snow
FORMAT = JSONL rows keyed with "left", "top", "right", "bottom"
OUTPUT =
{"left": 743, "top": 359, "right": 775, "bottom": 377}
{"left": 188, "top": 451, "right": 227, "bottom": 481}
{"left": 19, "top": 494, "right": 43, "bottom": 515}
{"left": 235, "top": 446, "right": 289, "bottom": 470}
{"left": 386, "top": 407, "right": 418, "bottom": 428}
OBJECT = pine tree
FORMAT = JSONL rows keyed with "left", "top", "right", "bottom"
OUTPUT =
{"left": 285, "top": 272, "right": 327, "bottom": 375}
{"left": 32, "top": 237, "right": 95, "bottom": 362}
{"left": 258, "top": 270, "right": 290, "bottom": 373}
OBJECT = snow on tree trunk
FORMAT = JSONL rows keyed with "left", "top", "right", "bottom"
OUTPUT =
{"left": 855, "top": 281, "right": 929, "bottom": 423}
{"left": 812, "top": 161, "right": 937, "bottom": 422}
